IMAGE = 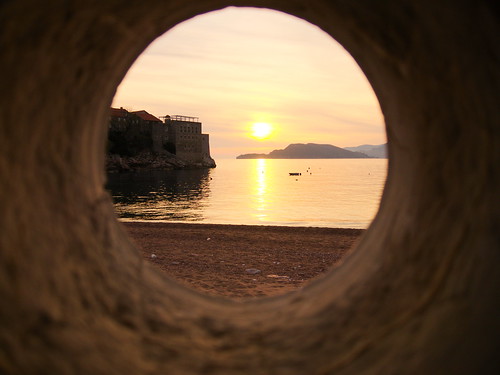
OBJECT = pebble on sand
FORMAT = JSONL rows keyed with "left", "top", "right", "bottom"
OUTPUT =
{"left": 245, "top": 268, "right": 261, "bottom": 275}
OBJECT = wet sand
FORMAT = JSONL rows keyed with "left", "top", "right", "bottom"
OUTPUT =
{"left": 123, "top": 222, "right": 363, "bottom": 299}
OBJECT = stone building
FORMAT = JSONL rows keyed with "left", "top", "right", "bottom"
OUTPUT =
{"left": 131, "top": 110, "right": 169, "bottom": 153}
{"left": 163, "top": 115, "right": 213, "bottom": 164}
{"left": 109, "top": 108, "right": 214, "bottom": 166}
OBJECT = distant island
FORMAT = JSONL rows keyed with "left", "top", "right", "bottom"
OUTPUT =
{"left": 344, "top": 143, "right": 387, "bottom": 158}
{"left": 236, "top": 143, "right": 387, "bottom": 159}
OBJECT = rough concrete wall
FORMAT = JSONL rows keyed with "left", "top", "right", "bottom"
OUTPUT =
{"left": 0, "top": 1, "right": 498, "bottom": 374}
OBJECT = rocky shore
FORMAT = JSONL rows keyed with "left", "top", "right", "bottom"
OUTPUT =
{"left": 106, "top": 151, "right": 216, "bottom": 172}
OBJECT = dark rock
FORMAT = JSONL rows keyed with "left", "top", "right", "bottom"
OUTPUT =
{"left": 106, "top": 151, "right": 215, "bottom": 171}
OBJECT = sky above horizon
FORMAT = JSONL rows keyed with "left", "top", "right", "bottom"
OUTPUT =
{"left": 112, "top": 7, "right": 385, "bottom": 159}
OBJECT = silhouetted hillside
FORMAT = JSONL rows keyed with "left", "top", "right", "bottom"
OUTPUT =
{"left": 237, "top": 143, "right": 368, "bottom": 159}
{"left": 344, "top": 143, "right": 387, "bottom": 158}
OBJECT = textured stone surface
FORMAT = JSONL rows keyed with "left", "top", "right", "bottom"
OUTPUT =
{"left": 0, "top": 1, "right": 498, "bottom": 374}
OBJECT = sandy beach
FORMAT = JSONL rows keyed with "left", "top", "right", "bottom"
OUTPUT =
{"left": 124, "top": 222, "right": 363, "bottom": 299}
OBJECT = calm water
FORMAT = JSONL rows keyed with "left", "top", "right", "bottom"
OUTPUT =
{"left": 106, "top": 159, "right": 387, "bottom": 229}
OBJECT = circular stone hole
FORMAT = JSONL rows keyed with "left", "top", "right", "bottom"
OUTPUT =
{"left": 106, "top": 7, "right": 387, "bottom": 299}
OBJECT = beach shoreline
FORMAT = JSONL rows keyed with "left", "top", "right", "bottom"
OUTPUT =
{"left": 123, "top": 221, "right": 364, "bottom": 299}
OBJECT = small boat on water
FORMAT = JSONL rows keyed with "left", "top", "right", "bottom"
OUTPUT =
{"left": 289, "top": 172, "right": 301, "bottom": 176}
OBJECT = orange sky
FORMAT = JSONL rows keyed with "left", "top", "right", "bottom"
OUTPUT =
{"left": 112, "top": 7, "right": 385, "bottom": 159}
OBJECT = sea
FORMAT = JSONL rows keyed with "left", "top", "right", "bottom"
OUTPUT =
{"left": 106, "top": 158, "right": 387, "bottom": 229}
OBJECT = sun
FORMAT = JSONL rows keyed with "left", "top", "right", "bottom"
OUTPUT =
{"left": 251, "top": 122, "right": 272, "bottom": 140}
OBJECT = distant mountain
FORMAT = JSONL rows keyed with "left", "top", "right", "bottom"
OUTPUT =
{"left": 236, "top": 153, "right": 268, "bottom": 159}
{"left": 237, "top": 143, "right": 369, "bottom": 159}
{"left": 344, "top": 143, "right": 387, "bottom": 158}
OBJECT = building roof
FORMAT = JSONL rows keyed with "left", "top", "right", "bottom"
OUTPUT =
{"left": 132, "top": 110, "right": 162, "bottom": 123}
{"left": 110, "top": 107, "right": 129, "bottom": 118}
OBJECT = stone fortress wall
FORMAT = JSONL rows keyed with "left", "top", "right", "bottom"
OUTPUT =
{"left": 164, "top": 115, "right": 204, "bottom": 163}
{"left": 109, "top": 108, "right": 213, "bottom": 165}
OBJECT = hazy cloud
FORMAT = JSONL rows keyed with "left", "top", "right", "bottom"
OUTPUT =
{"left": 113, "top": 8, "right": 385, "bottom": 158}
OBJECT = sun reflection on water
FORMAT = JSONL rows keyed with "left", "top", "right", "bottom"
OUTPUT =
{"left": 253, "top": 159, "right": 269, "bottom": 221}
{"left": 107, "top": 159, "right": 387, "bottom": 228}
